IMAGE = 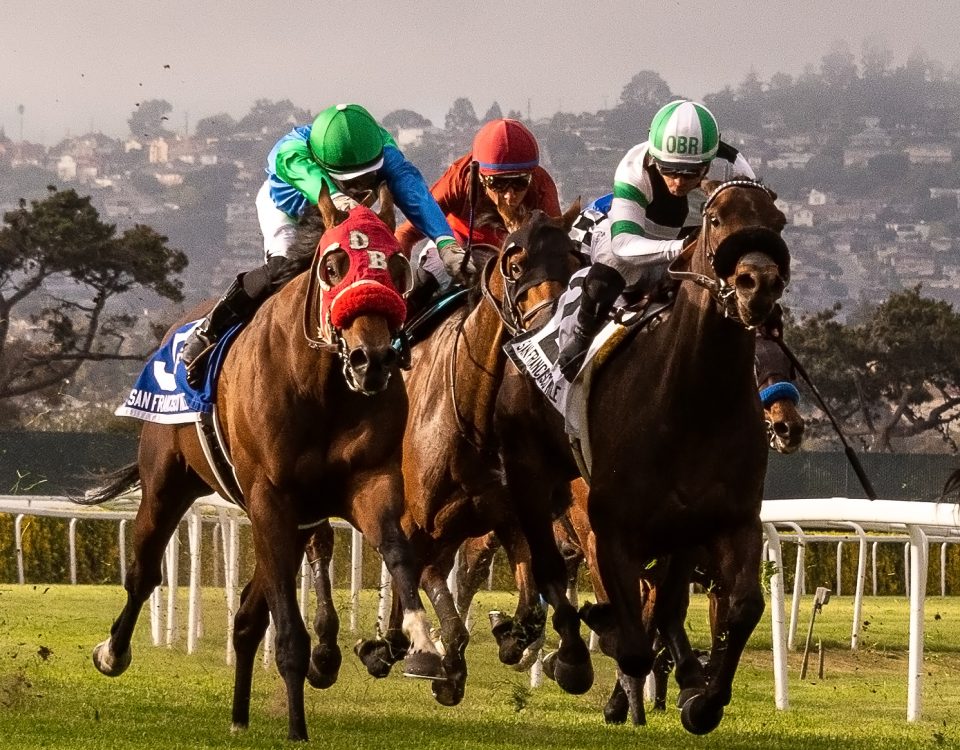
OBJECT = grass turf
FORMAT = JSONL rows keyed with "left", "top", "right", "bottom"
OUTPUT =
{"left": 0, "top": 584, "right": 957, "bottom": 749}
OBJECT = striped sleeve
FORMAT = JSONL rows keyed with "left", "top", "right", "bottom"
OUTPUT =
{"left": 608, "top": 143, "right": 685, "bottom": 265}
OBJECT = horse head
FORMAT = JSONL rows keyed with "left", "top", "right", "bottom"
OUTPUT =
{"left": 310, "top": 184, "right": 411, "bottom": 395}
{"left": 673, "top": 178, "right": 790, "bottom": 329}
{"left": 495, "top": 201, "right": 584, "bottom": 332}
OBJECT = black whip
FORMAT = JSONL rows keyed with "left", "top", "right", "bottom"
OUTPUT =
{"left": 776, "top": 339, "right": 878, "bottom": 500}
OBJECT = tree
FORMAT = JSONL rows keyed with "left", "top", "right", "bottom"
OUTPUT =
{"left": 237, "top": 99, "right": 311, "bottom": 135}
{"left": 128, "top": 99, "right": 175, "bottom": 139}
{"left": 382, "top": 109, "right": 432, "bottom": 133}
{"left": 618, "top": 70, "right": 672, "bottom": 108}
{"left": 194, "top": 112, "right": 238, "bottom": 141}
{"left": 444, "top": 97, "right": 479, "bottom": 132}
{"left": 0, "top": 188, "right": 188, "bottom": 407}
{"left": 789, "top": 289, "right": 960, "bottom": 451}
{"left": 482, "top": 101, "right": 504, "bottom": 123}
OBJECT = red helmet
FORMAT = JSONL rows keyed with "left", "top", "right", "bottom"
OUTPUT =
{"left": 472, "top": 119, "right": 539, "bottom": 175}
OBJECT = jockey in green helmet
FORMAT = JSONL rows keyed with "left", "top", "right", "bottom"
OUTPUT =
{"left": 557, "top": 99, "right": 756, "bottom": 380}
{"left": 179, "top": 103, "right": 463, "bottom": 388}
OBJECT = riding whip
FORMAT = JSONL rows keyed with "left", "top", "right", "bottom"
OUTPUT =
{"left": 776, "top": 339, "right": 878, "bottom": 500}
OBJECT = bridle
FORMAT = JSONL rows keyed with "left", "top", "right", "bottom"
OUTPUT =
{"left": 667, "top": 178, "right": 779, "bottom": 328}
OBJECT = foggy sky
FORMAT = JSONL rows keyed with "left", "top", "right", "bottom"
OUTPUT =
{"left": 1, "top": 1, "right": 956, "bottom": 145}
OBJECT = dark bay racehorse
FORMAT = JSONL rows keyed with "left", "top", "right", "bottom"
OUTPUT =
{"left": 351, "top": 208, "right": 584, "bottom": 704}
{"left": 494, "top": 178, "right": 790, "bottom": 733}
{"left": 79, "top": 187, "right": 443, "bottom": 742}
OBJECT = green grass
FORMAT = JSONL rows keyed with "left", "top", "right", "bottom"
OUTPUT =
{"left": 0, "top": 584, "right": 958, "bottom": 749}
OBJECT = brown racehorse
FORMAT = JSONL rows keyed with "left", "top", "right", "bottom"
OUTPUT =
{"left": 78, "top": 187, "right": 444, "bottom": 742}
{"left": 351, "top": 208, "right": 584, "bottom": 705}
{"left": 494, "top": 178, "right": 790, "bottom": 734}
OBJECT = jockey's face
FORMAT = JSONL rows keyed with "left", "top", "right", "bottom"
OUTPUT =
{"left": 655, "top": 162, "right": 709, "bottom": 197}
{"left": 333, "top": 172, "right": 380, "bottom": 205}
{"left": 482, "top": 172, "right": 531, "bottom": 209}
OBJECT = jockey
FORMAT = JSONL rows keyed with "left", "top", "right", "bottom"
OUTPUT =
{"left": 179, "top": 103, "right": 464, "bottom": 387}
{"left": 557, "top": 99, "right": 755, "bottom": 379}
{"left": 396, "top": 118, "right": 561, "bottom": 293}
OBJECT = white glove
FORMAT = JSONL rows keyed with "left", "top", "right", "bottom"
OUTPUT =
{"left": 439, "top": 242, "right": 476, "bottom": 278}
{"left": 417, "top": 242, "right": 453, "bottom": 290}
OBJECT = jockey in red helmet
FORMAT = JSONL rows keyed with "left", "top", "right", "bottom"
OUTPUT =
{"left": 396, "top": 118, "right": 561, "bottom": 287}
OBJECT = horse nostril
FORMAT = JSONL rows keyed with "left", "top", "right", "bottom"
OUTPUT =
{"left": 736, "top": 272, "right": 757, "bottom": 291}
{"left": 349, "top": 348, "right": 369, "bottom": 370}
{"left": 381, "top": 346, "right": 398, "bottom": 368}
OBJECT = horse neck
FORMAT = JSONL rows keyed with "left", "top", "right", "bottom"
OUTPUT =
{"left": 254, "top": 273, "right": 339, "bottom": 396}
{"left": 454, "top": 272, "right": 510, "bottom": 438}
{"left": 661, "top": 281, "right": 758, "bottom": 398}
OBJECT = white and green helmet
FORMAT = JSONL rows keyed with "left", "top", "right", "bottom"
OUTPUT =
{"left": 648, "top": 100, "right": 720, "bottom": 168}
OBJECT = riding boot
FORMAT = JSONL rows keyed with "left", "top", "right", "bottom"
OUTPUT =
{"left": 557, "top": 263, "right": 626, "bottom": 381}
{"left": 180, "top": 276, "right": 259, "bottom": 388}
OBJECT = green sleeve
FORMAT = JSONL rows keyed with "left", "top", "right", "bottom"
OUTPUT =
{"left": 274, "top": 138, "right": 337, "bottom": 204}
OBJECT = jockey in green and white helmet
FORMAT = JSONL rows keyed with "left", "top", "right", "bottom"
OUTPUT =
{"left": 557, "top": 99, "right": 755, "bottom": 380}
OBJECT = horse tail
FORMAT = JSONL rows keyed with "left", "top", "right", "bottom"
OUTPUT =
{"left": 941, "top": 467, "right": 960, "bottom": 501}
{"left": 76, "top": 462, "right": 141, "bottom": 505}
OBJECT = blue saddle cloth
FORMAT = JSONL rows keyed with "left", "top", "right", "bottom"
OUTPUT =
{"left": 115, "top": 321, "right": 244, "bottom": 423}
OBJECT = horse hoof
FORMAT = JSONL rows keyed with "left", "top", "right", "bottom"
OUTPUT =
{"left": 498, "top": 636, "right": 524, "bottom": 666}
{"left": 512, "top": 637, "right": 545, "bottom": 672}
{"left": 603, "top": 693, "right": 628, "bottom": 724}
{"left": 307, "top": 644, "right": 342, "bottom": 689}
{"left": 541, "top": 650, "right": 557, "bottom": 682}
{"left": 230, "top": 723, "right": 248, "bottom": 735}
{"left": 431, "top": 678, "right": 465, "bottom": 706}
{"left": 353, "top": 639, "right": 395, "bottom": 679}
{"left": 402, "top": 651, "right": 445, "bottom": 680}
{"left": 680, "top": 694, "right": 724, "bottom": 736}
{"left": 92, "top": 639, "right": 131, "bottom": 677}
{"left": 553, "top": 651, "right": 594, "bottom": 695}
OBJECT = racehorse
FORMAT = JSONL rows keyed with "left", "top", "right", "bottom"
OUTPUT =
{"left": 351, "top": 207, "right": 585, "bottom": 704}
{"left": 494, "top": 177, "right": 790, "bottom": 734}
{"left": 79, "top": 186, "right": 444, "bottom": 742}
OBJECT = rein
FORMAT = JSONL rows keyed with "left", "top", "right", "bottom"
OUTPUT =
{"left": 300, "top": 251, "right": 376, "bottom": 394}
{"left": 667, "top": 179, "right": 777, "bottom": 327}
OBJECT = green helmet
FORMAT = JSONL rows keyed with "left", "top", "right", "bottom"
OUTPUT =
{"left": 648, "top": 100, "right": 719, "bottom": 168}
{"left": 308, "top": 103, "right": 384, "bottom": 180}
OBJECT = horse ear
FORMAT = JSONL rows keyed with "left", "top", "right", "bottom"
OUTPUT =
{"left": 559, "top": 196, "right": 582, "bottom": 233}
{"left": 317, "top": 183, "right": 340, "bottom": 229}
{"left": 377, "top": 182, "right": 396, "bottom": 231}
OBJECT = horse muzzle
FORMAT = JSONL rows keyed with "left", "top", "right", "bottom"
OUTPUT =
{"left": 732, "top": 252, "right": 786, "bottom": 327}
{"left": 343, "top": 342, "right": 399, "bottom": 395}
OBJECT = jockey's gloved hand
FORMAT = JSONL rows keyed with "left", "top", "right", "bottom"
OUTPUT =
{"left": 437, "top": 239, "right": 475, "bottom": 282}
{"left": 331, "top": 192, "right": 360, "bottom": 212}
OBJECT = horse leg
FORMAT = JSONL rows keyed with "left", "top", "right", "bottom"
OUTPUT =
{"left": 507, "top": 476, "right": 593, "bottom": 694}
{"left": 93, "top": 453, "right": 199, "bottom": 676}
{"left": 420, "top": 544, "right": 470, "bottom": 706}
{"left": 455, "top": 532, "right": 500, "bottom": 617}
{"left": 304, "top": 521, "right": 342, "bottom": 689}
{"left": 230, "top": 575, "right": 271, "bottom": 732}
{"left": 248, "top": 500, "right": 311, "bottom": 742}
{"left": 590, "top": 523, "right": 654, "bottom": 714}
{"left": 680, "top": 521, "right": 765, "bottom": 736}
{"left": 349, "top": 470, "right": 443, "bottom": 681}
{"left": 354, "top": 585, "right": 410, "bottom": 678}
{"left": 488, "top": 523, "right": 545, "bottom": 668}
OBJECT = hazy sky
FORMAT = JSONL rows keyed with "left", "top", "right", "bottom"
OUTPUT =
{"left": 1, "top": 1, "right": 957, "bottom": 145}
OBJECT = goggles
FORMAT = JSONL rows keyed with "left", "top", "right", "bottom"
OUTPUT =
{"left": 655, "top": 161, "right": 708, "bottom": 179}
{"left": 482, "top": 172, "right": 533, "bottom": 193}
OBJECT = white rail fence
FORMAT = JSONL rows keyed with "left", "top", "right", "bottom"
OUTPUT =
{"left": 2, "top": 494, "right": 959, "bottom": 722}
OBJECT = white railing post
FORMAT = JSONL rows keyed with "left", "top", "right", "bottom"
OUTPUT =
{"left": 15, "top": 514, "right": 25, "bottom": 584}
{"left": 187, "top": 510, "right": 202, "bottom": 655}
{"left": 165, "top": 525, "right": 180, "bottom": 647}
{"left": 377, "top": 561, "right": 392, "bottom": 638}
{"left": 762, "top": 522, "right": 789, "bottom": 710}
{"left": 68, "top": 517, "right": 79, "bottom": 584}
{"left": 906, "top": 525, "right": 928, "bottom": 722}
{"left": 351, "top": 527, "right": 363, "bottom": 633}
{"left": 849, "top": 524, "right": 868, "bottom": 650}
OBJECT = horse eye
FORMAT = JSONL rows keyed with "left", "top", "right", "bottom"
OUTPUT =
{"left": 509, "top": 262, "right": 522, "bottom": 278}
{"left": 709, "top": 214, "right": 721, "bottom": 228}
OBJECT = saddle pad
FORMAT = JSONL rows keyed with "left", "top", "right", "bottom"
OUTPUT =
{"left": 115, "top": 321, "right": 242, "bottom": 423}
{"left": 504, "top": 268, "right": 625, "bottom": 439}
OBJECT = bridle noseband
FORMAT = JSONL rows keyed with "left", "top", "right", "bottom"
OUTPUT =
{"left": 667, "top": 179, "right": 779, "bottom": 328}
